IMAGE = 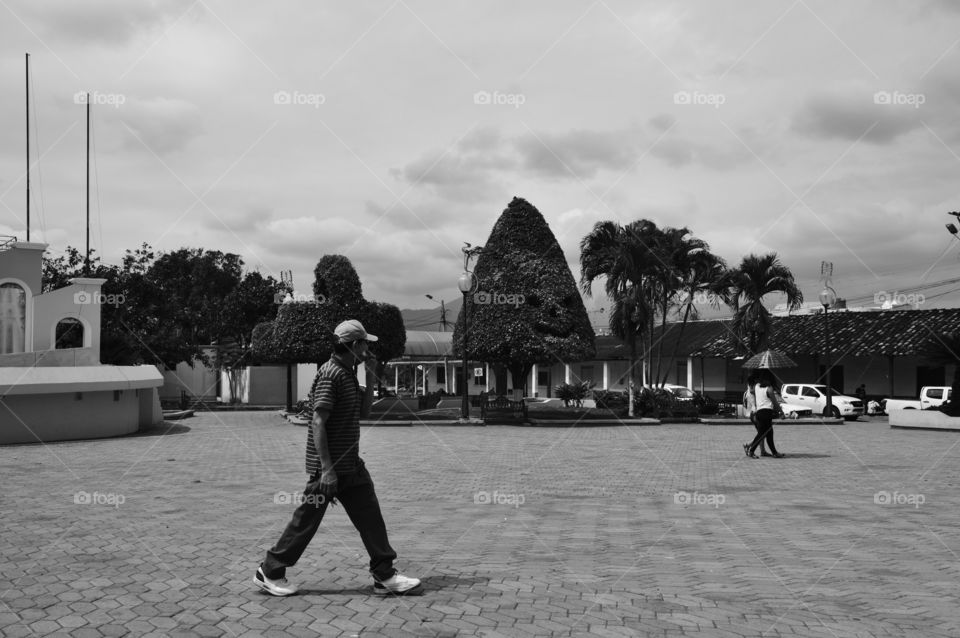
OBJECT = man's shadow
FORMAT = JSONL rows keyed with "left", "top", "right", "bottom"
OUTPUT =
{"left": 295, "top": 575, "right": 488, "bottom": 597}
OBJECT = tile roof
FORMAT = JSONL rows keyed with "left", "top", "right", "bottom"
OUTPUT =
{"left": 600, "top": 308, "right": 960, "bottom": 359}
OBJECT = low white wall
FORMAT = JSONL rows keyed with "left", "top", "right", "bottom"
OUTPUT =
{"left": 0, "top": 390, "right": 141, "bottom": 444}
{"left": 889, "top": 409, "right": 960, "bottom": 431}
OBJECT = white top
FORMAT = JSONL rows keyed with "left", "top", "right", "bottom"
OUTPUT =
{"left": 754, "top": 384, "right": 774, "bottom": 411}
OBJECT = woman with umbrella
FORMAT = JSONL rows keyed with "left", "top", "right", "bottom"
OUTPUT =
{"left": 742, "top": 350, "right": 794, "bottom": 459}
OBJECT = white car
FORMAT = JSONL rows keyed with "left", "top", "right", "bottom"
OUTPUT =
{"left": 780, "top": 383, "right": 864, "bottom": 420}
{"left": 778, "top": 402, "right": 813, "bottom": 419}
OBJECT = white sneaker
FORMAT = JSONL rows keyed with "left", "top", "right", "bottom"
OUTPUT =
{"left": 373, "top": 573, "right": 422, "bottom": 595}
{"left": 254, "top": 567, "right": 298, "bottom": 596}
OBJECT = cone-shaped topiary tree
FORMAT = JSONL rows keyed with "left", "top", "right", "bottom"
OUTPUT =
{"left": 453, "top": 197, "right": 596, "bottom": 396}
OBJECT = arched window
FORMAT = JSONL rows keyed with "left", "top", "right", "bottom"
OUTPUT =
{"left": 55, "top": 318, "right": 84, "bottom": 349}
{"left": 0, "top": 282, "right": 26, "bottom": 354}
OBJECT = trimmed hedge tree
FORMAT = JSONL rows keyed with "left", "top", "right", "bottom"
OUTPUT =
{"left": 454, "top": 197, "right": 596, "bottom": 396}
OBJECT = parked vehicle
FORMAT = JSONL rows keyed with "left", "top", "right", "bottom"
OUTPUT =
{"left": 662, "top": 383, "right": 696, "bottom": 402}
{"left": 779, "top": 383, "right": 864, "bottom": 420}
{"left": 778, "top": 402, "right": 813, "bottom": 419}
{"left": 883, "top": 386, "right": 952, "bottom": 412}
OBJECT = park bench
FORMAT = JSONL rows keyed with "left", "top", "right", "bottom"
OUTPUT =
{"left": 480, "top": 394, "right": 528, "bottom": 423}
{"left": 713, "top": 391, "right": 742, "bottom": 417}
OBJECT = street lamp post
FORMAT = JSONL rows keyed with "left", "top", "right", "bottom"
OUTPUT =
{"left": 425, "top": 294, "right": 448, "bottom": 331}
{"left": 457, "top": 243, "right": 482, "bottom": 420}
{"left": 819, "top": 285, "right": 837, "bottom": 418}
{"left": 457, "top": 271, "right": 476, "bottom": 419}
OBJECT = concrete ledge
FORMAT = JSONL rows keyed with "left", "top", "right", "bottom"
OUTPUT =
{"left": 0, "top": 364, "right": 162, "bottom": 395}
{"left": 889, "top": 409, "right": 960, "bottom": 431}
{"left": 701, "top": 417, "right": 844, "bottom": 425}
{"left": 525, "top": 418, "right": 659, "bottom": 426}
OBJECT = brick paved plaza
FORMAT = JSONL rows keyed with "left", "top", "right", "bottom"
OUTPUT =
{"left": 1, "top": 412, "right": 959, "bottom": 637}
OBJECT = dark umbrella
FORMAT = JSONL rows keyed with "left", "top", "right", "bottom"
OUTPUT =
{"left": 742, "top": 349, "right": 797, "bottom": 369}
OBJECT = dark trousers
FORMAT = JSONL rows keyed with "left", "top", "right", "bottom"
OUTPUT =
{"left": 749, "top": 413, "right": 767, "bottom": 453}
{"left": 748, "top": 409, "right": 778, "bottom": 455}
{"left": 262, "top": 460, "right": 397, "bottom": 581}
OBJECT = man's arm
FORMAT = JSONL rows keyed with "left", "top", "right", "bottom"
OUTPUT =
{"left": 312, "top": 408, "right": 337, "bottom": 497}
{"left": 359, "top": 361, "right": 376, "bottom": 419}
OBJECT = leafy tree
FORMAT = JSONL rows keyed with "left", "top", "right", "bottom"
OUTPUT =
{"left": 651, "top": 227, "right": 726, "bottom": 386}
{"left": 360, "top": 301, "right": 407, "bottom": 395}
{"left": 43, "top": 245, "right": 283, "bottom": 376}
{"left": 455, "top": 197, "right": 596, "bottom": 396}
{"left": 724, "top": 253, "right": 804, "bottom": 355}
{"left": 270, "top": 301, "right": 339, "bottom": 365}
{"left": 211, "top": 271, "right": 288, "bottom": 403}
{"left": 580, "top": 220, "right": 659, "bottom": 416}
{"left": 314, "top": 254, "right": 365, "bottom": 318}
{"left": 255, "top": 256, "right": 407, "bottom": 405}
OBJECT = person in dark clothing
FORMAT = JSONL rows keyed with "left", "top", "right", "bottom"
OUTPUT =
{"left": 255, "top": 320, "right": 421, "bottom": 597}
{"left": 743, "top": 372, "right": 770, "bottom": 456}
{"left": 744, "top": 370, "right": 785, "bottom": 459}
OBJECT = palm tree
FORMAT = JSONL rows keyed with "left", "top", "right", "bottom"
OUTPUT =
{"left": 724, "top": 253, "right": 803, "bottom": 354}
{"left": 657, "top": 244, "right": 727, "bottom": 387}
{"left": 920, "top": 331, "right": 960, "bottom": 416}
{"left": 580, "top": 220, "right": 660, "bottom": 416}
{"left": 649, "top": 226, "right": 726, "bottom": 386}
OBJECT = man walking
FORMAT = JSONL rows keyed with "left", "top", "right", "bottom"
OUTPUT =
{"left": 255, "top": 319, "right": 421, "bottom": 596}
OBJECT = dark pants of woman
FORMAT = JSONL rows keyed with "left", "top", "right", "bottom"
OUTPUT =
{"left": 748, "top": 408, "right": 779, "bottom": 456}
{"left": 749, "top": 413, "right": 767, "bottom": 454}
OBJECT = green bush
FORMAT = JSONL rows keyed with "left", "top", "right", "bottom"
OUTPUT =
{"left": 554, "top": 380, "right": 595, "bottom": 407}
{"left": 593, "top": 389, "right": 628, "bottom": 409}
{"left": 633, "top": 386, "right": 675, "bottom": 417}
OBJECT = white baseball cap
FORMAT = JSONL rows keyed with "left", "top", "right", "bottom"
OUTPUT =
{"left": 333, "top": 319, "right": 378, "bottom": 343}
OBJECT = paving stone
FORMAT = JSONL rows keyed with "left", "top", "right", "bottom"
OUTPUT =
{"left": 3, "top": 413, "right": 960, "bottom": 636}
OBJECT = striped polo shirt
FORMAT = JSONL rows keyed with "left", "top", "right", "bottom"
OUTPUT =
{"left": 305, "top": 355, "right": 362, "bottom": 476}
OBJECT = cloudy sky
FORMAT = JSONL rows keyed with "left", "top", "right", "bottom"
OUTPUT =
{"left": 2, "top": 1, "right": 960, "bottom": 324}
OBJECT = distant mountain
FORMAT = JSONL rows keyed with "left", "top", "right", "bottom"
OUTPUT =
{"left": 401, "top": 297, "right": 463, "bottom": 332}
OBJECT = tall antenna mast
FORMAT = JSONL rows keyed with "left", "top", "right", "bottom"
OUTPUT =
{"left": 85, "top": 93, "right": 91, "bottom": 276}
{"left": 25, "top": 53, "right": 30, "bottom": 241}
